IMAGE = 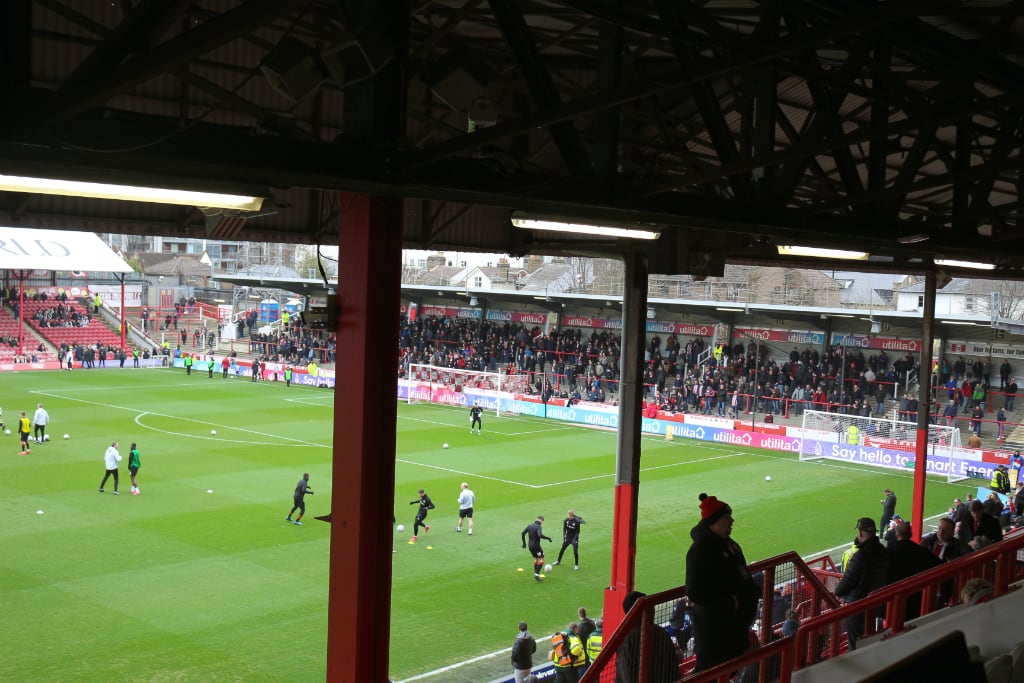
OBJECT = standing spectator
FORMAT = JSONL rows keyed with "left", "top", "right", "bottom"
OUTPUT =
{"left": 970, "top": 404, "right": 984, "bottom": 437}
{"left": 1006, "top": 377, "right": 1017, "bottom": 411}
{"left": 921, "top": 517, "right": 963, "bottom": 563}
{"left": 961, "top": 499, "right": 1003, "bottom": 550}
{"left": 554, "top": 509, "right": 586, "bottom": 570}
{"left": 576, "top": 607, "right": 597, "bottom": 672}
{"left": 615, "top": 591, "right": 680, "bottom": 683}
{"left": 685, "top": 493, "right": 760, "bottom": 671}
{"left": 997, "top": 407, "right": 1007, "bottom": 442}
{"left": 879, "top": 488, "right": 897, "bottom": 533}
{"left": 834, "top": 518, "right": 889, "bottom": 650}
{"left": 221, "top": 356, "right": 230, "bottom": 378}
{"left": 469, "top": 401, "right": 483, "bottom": 435}
{"left": 456, "top": 482, "right": 475, "bottom": 535}
{"left": 408, "top": 488, "right": 435, "bottom": 541}
{"left": 98, "top": 441, "right": 122, "bottom": 494}
{"left": 585, "top": 619, "right": 603, "bottom": 672}
{"left": 32, "top": 403, "right": 49, "bottom": 444}
{"left": 885, "top": 521, "right": 941, "bottom": 619}
{"left": 285, "top": 473, "right": 314, "bottom": 525}
{"left": 511, "top": 621, "right": 536, "bottom": 683}
{"left": 990, "top": 464, "right": 1011, "bottom": 495}
{"left": 1000, "top": 360, "right": 1012, "bottom": 389}
{"left": 521, "top": 515, "right": 552, "bottom": 582}
{"left": 550, "top": 623, "right": 585, "bottom": 683}
{"left": 128, "top": 442, "right": 142, "bottom": 495}
{"left": 17, "top": 410, "right": 31, "bottom": 456}
{"left": 93, "top": 292, "right": 101, "bottom": 313}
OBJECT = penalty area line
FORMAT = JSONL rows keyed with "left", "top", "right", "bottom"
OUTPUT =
{"left": 393, "top": 645, "right": 513, "bottom": 683}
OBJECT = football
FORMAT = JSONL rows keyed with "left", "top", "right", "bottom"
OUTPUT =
{"left": 544, "top": 564, "right": 553, "bottom": 573}
{"left": 43, "top": 434, "right": 50, "bottom": 442}
{"left": 210, "top": 429, "right": 217, "bottom": 435}
{"left": 3, "top": 429, "right": 9, "bottom": 435}
{"left": 442, "top": 443, "right": 449, "bottom": 449}
{"left": 63, "top": 433, "right": 69, "bottom": 439}
{"left": 765, "top": 475, "right": 772, "bottom": 482}
{"left": 396, "top": 524, "right": 405, "bottom": 532}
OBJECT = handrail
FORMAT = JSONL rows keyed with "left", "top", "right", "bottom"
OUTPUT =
{"left": 792, "top": 528, "right": 1024, "bottom": 673}
{"left": 580, "top": 551, "right": 840, "bottom": 683}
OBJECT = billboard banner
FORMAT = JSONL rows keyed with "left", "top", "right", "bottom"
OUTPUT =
{"left": 484, "top": 310, "right": 550, "bottom": 325}
{"left": 830, "top": 333, "right": 921, "bottom": 353}
{"left": 945, "top": 339, "right": 1024, "bottom": 360}
{"left": 733, "top": 328, "right": 825, "bottom": 345}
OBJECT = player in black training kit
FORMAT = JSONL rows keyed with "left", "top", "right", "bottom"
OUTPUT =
{"left": 409, "top": 488, "right": 435, "bottom": 541}
{"left": 469, "top": 402, "right": 483, "bottom": 435}
{"left": 286, "top": 473, "right": 314, "bottom": 525}
{"left": 554, "top": 509, "right": 586, "bottom": 570}
{"left": 521, "top": 515, "right": 553, "bottom": 581}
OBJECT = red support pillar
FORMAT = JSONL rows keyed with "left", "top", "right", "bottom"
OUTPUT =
{"left": 326, "top": 192, "right": 401, "bottom": 682}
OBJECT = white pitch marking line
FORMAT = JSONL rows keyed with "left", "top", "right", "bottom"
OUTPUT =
{"left": 393, "top": 645, "right": 513, "bottom": 682}
{"left": 397, "top": 459, "right": 536, "bottom": 488}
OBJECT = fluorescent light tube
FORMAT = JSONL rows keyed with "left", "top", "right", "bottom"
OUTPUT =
{"left": 934, "top": 259, "right": 995, "bottom": 271}
{"left": 777, "top": 245, "right": 870, "bottom": 260}
{"left": 0, "top": 174, "right": 264, "bottom": 211}
{"left": 512, "top": 216, "right": 660, "bottom": 240}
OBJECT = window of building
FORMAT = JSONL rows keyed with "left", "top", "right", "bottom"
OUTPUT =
{"left": 473, "top": 275, "right": 483, "bottom": 288}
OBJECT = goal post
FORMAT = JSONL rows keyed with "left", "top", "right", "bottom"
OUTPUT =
{"left": 406, "top": 363, "right": 531, "bottom": 415}
{"left": 798, "top": 410, "right": 966, "bottom": 483}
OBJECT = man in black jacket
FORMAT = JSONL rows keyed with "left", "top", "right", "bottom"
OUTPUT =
{"left": 521, "top": 516, "right": 552, "bottom": 582}
{"left": 685, "top": 493, "right": 760, "bottom": 672}
{"left": 961, "top": 499, "right": 1003, "bottom": 550}
{"left": 886, "top": 521, "right": 941, "bottom": 619}
{"left": 510, "top": 620, "right": 536, "bottom": 683}
{"left": 834, "top": 517, "right": 889, "bottom": 650}
{"left": 553, "top": 509, "right": 586, "bottom": 570}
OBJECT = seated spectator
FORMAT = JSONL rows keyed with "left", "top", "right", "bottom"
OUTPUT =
{"left": 960, "top": 578, "right": 995, "bottom": 606}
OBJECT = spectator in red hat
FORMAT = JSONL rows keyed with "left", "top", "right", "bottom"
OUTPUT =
{"left": 685, "top": 493, "right": 760, "bottom": 672}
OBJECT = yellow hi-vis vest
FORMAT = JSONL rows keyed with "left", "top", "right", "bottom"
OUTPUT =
{"left": 586, "top": 630, "right": 603, "bottom": 663}
{"left": 550, "top": 632, "right": 583, "bottom": 668}
{"left": 847, "top": 425, "right": 859, "bottom": 445}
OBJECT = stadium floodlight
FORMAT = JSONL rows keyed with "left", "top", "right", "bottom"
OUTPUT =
{"left": 0, "top": 174, "right": 265, "bottom": 211}
{"left": 777, "top": 245, "right": 870, "bottom": 260}
{"left": 511, "top": 211, "right": 661, "bottom": 240}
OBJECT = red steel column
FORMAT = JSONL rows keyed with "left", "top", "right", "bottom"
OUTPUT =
{"left": 327, "top": 192, "right": 402, "bottom": 681}
{"left": 603, "top": 249, "right": 649, "bottom": 633}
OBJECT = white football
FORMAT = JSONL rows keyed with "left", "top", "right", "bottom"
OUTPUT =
{"left": 43, "top": 434, "right": 50, "bottom": 442}
{"left": 442, "top": 443, "right": 449, "bottom": 449}
{"left": 544, "top": 564, "right": 553, "bottom": 573}
{"left": 63, "top": 433, "right": 69, "bottom": 439}
{"left": 396, "top": 524, "right": 405, "bottom": 532}
{"left": 765, "top": 475, "right": 772, "bottom": 482}
{"left": 3, "top": 429, "right": 9, "bottom": 435}
{"left": 210, "top": 429, "right": 217, "bottom": 435}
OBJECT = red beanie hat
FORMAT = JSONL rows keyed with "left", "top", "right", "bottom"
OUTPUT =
{"left": 699, "top": 492, "right": 731, "bottom": 524}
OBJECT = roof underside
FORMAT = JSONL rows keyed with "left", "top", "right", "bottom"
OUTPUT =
{"left": 1, "top": 1, "right": 1024, "bottom": 279}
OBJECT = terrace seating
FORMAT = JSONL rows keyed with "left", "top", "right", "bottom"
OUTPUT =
{"left": 18, "top": 299, "right": 124, "bottom": 351}
{"left": 0, "top": 305, "right": 55, "bottom": 361}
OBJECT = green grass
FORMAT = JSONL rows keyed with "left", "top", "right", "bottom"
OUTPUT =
{"left": 0, "top": 369, "right": 977, "bottom": 682}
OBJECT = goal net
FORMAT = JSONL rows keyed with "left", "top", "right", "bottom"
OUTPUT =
{"left": 406, "top": 363, "right": 532, "bottom": 415}
{"left": 798, "top": 410, "right": 967, "bottom": 483}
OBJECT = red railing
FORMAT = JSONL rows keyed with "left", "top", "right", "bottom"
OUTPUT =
{"left": 580, "top": 552, "right": 841, "bottom": 683}
{"left": 581, "top": 531, "right": 1024, "bottom": 683}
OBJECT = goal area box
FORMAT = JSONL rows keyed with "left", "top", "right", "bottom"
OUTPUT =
{"left": 406, "top": 363, "right": 531, "bottom": 415}
{"left": 798, "top": 410, "right": 967, "bottom": 483}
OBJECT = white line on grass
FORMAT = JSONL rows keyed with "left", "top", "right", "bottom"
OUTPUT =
{"left": 31, "top": 389, "right": 326, "bottom": 448}
{"left": 394, "top": 646, "right": 511, "bottom": 683}
{"left": 397, "top": 459, "right": 536, "bottom": 487}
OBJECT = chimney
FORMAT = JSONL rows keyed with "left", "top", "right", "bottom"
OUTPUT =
{"left": 497, "top": 258, "right": 510, "bottom": 281}
{"left": 426, "top": 253, "right": 446, "bottom": 270}
{"left": 526, "top": 254, "right": 544, "bottom": 273}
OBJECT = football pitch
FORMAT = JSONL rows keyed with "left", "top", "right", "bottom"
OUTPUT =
{"left": 0, "top": 368, "right": 972, "bottom": 682}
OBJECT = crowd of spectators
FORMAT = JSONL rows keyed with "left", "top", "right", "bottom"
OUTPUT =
{"left": 395, "top": 314, "right": 923, "bottom": 415}
{"left": 247, "top": 313, "right": 336, "bottom": 365}
{"left": 31, "top": 303, "right": 91, "bottom": 328}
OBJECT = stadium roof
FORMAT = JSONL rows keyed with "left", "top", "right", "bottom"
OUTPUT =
{"left": 0, "top": 227, "right": 133, "bottom": 274}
